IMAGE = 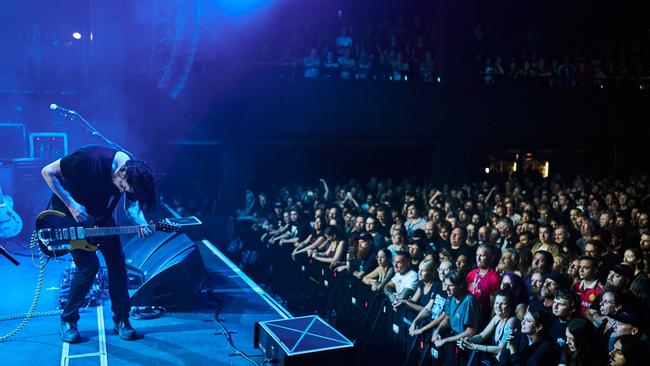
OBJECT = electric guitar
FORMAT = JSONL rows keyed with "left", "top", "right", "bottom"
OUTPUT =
{"left": 0, "top": 184, "right": 23, "bottom": 238}
{"left": 34, "top": 210, "right": 195, "bottom": 258}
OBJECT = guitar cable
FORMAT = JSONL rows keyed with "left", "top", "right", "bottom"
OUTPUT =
{"left": 0, "top": 232, "right": 60, "bottom": 342}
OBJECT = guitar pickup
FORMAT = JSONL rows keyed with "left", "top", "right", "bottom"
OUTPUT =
{"left": 62, "top": 229, "right": 70, "bottom": 240}
{"left": 69, "top": 228, "right": 77, "bottom": 240}
{"left": 76, "top": 228, "right": 85, "bottom": 240}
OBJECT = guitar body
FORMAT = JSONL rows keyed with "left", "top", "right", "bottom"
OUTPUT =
{"left": 0, "top": 193, "right": 23, "bottom": 238}
{"left": 36, "top": 210, "right": 98, "bottom": 258}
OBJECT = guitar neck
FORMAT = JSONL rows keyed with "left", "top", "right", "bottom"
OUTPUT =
{"left": 84, "top": 225, "right": 156, "bottom": 237}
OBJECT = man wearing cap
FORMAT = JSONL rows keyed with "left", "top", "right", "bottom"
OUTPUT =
{"left": 351, "top": 232, "right": 379, "bottom": 278}
{"left": 609, "top": 310, "right": 648, "bottom": 352}
{"left": 586, "top": 263, "right": 635, "bottom": 323}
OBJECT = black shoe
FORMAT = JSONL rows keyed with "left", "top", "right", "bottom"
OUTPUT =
{"left": 113, "top": 319, "right": 138, "bottom": 340}
{"left": 60, "top": 321, "right": 81, "bottom": 343}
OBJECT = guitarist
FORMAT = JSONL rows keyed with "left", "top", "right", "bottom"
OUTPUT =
{"left": 41, "top": 145, "right": 155, "bottom": 343}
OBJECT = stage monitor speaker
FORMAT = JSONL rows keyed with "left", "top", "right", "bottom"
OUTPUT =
{"left": 123, "top": 231, "right": 179, "bottom": 269}
{"left": 127, "top": 234, "right": 206, "bottom": 310}
{"left": 255, "top": 316, "right": 355, "bottom": 366}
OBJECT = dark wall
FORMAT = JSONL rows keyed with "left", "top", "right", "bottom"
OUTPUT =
{"left": 157, "top": 77, "right": 648, "bottom": 212}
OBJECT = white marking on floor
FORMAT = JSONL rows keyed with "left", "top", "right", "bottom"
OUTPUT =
{"left": 60, "top": 304, "right": 108, "bottom": 366}
{"left": 201, "top": 239, "right": 291, "bottom": 319}
{"left": 60, "top": 340, "right": 69, "bottom": 366}
{"left": 97, "top": 303, "right": 108, "bottom": 366}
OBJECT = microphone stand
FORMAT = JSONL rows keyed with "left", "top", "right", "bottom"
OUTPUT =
{"left": 57, "top": 109, "right": 135, "bottom": 158}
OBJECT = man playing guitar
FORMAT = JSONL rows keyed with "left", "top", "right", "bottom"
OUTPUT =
{"left": 41, "top": 145, "right": 156, "bottom": 343}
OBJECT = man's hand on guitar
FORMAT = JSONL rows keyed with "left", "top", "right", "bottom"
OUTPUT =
{"left": 138, "top": 222, "right": 153, "bottom": 238}
{"left": 69, "top": 202, "right": 89, "bottom": 223}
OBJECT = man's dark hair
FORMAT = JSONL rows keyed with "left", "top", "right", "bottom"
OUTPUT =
{"left": 395, "top": 250, "right": 411, "bottom": 261}
{"left": 615, "top": 335, "right": 646, "bottom": 365}
{"left": 534, "top": 250, "right": 554, "bottom": 272}
{"left": 123, "top": 159, "right": 156, "bottom": 210}
{"left": 577, "top": 255, "right": 597, "bottom": 266}
{"left": 554, "top": 288, "right": 579, "bottom": 314}
{"left": 444, "top": 270, "right": 468, "bottom": 295}
{"left": 411, "top": 228, "right": 427, "bottom": 242}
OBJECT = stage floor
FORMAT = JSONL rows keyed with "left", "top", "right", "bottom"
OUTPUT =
{"left": 0, "top": 238, "right": 290, "bottom": 366}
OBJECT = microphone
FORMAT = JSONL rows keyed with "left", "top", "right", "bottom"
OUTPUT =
{"left": 49, "top": 103, "right": 77, "bottom": 114}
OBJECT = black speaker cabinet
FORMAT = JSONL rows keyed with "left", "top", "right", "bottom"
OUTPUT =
{"left": 126, "top": 233, "right": 206, "bottom": 310}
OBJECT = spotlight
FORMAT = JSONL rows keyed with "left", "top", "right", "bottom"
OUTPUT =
{"left": 437, "top": 77, "right": 441, "bottom": 83}
{"left": 72, "top": 32, "right": 82, "bottom": 40}
{"left": 485, "top": 167, "right": 490, "bottom": 174}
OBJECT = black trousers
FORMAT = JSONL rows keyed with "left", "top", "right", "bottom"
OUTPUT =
{"left": 60, "top": 220, "right": 131, "bottom": 324}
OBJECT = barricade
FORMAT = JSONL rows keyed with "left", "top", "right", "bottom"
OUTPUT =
{"left": 272, "top": 252, "right": 434, "bottom": 366}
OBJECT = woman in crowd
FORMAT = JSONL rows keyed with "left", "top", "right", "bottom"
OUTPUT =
{"left": 291, "top": 215, "right": 326, "bottom": 259}
{"left": 393, "top": 259, "right": 436, "bottom": 312}
{"left": 564, "top": 317, "right": 608, "bottom": 366}
{"left": 566, "top": 258, "right": 581, "bottom": 287}
{"left": 500, "top": 309, "right": 559, "bottom": 365}
{"left": 361, "top": 248, "right": 394, "bottom": 292}
{"left": 387, "top": 224, "right": 407, "bottom": 263}
{"left": 500, "top": 272, "right": 529, "bottom": 319}
{"left": 309, "top": 225, "right": 347, "bottom": 265}
{"left": 458, "top": 290, "right": 521, "bottom": 363}
{"left": 408, "top": 260, "right": 453, "bottom": 337}
{"left": 456, "top": 253, "right": 471, "bottom": 274}
{"left": 609, "top": 335, "right": 647, "bottom": 366}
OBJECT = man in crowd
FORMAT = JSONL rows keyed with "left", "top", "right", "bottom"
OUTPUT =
{"left": 573, "top": 255, "right": 603, "bottom": 315}
{"left": 385, "top": 251, "right": 418, "bottom": 302}
{"left": 466, "top": 245, "right": 501, "bottom": 325}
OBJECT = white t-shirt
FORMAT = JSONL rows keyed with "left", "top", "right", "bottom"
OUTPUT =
{"left": 391, "top": 270, "right": 418, "bottom": 298}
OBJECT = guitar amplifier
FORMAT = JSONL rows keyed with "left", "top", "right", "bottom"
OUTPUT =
{"left": 0, "top": 122, "right": 27, "bottom": 160}
{"left": 254, "top": 315, "right": 354, "bottom": 366}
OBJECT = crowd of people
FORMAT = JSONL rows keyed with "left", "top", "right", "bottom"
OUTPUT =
{"left": 474, "top": 25, "right": 650, "bottom": 89}
{"left": 254, "top": 13, "right": 650, "bottom": 90}
{"left": 258, "top": 15, "right": 439, "bottom": 82}
{"left": 235, "top": 173, "right": 650, "bottom": 365}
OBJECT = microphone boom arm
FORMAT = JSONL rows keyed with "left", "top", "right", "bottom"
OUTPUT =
{"left": 50, "top": 104, "right": 134, "bottom": 158}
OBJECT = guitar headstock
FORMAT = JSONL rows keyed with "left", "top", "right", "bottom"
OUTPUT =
{"left": 155, "top": 220, "right": 182, "bottom": 233}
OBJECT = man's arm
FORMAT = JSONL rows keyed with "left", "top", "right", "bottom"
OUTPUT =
{"left": 124, "top": 197, "right": 147, "bottom": 225}
{"left": 41, "top": 159, "right": 88, "bottom": 222}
